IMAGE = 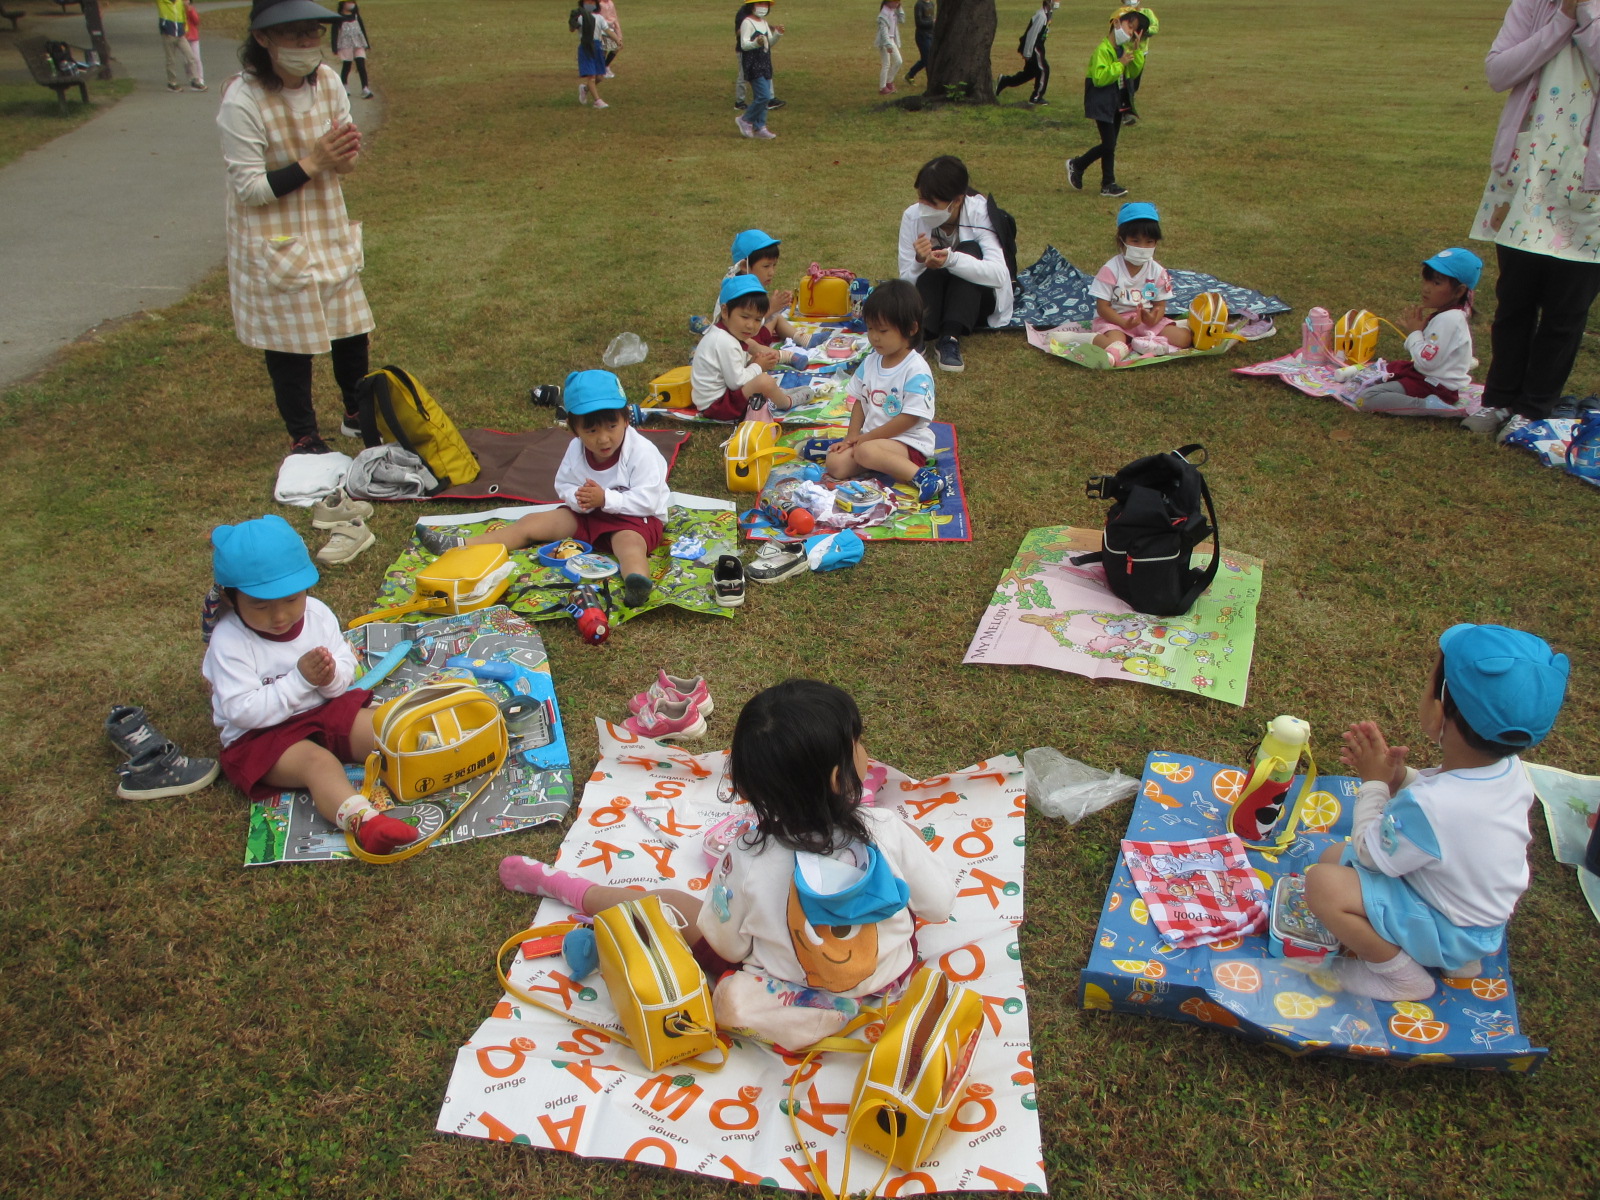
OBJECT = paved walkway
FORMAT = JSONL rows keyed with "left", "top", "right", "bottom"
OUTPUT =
{"left": 0, "top": 3, "right": 381, "bottom": 389}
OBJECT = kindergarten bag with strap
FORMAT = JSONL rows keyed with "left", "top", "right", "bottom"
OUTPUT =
{"left": 1075, "top": 444, "right": 1220, "bottom": 617}
{"left": 347, "top": 544, "right": 514, "bottom": 627}
{"left": 1186, "top": 292, "right": 1246, "bottom": 352}
{"left": 356, "top": 365, "right": 480, "bottom": 491}
{"left": 798, "top": 264, "right": 857, "bottom": 318}
{"left": 723, "top": 419, "right": 797, "bottom": 492}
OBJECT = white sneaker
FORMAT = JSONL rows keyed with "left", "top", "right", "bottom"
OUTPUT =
{"left": 604, "top": 69, "right": 616, "bottom": 78}
{"left": 735, "top": 115, "right": 754, "bottom": 138}
{"left": 1129, "top": 336, "right": 1173, "bottom": 357}
{"left": 1460, "top": 405, "right": 1509, "bottom": 434}
{"left": 316, "top": 518, "right": 376, "bottom": 565}
{"left": 755, "top": 127, "right": 778, "bottom": 139}
{"left": 747, "top": 539, "right": 809, "bottom": 583}
{"left": 578, "top": 83, "right": 589, "bottom": 105}
{"left": 1495, "top": 413, "right": 1533, "bottom": 445}
{"left": 592, "top": 98, "right": 610, "bottom": 109}
{"left": 311, "top": 486, "right": 375, "bottom": 529}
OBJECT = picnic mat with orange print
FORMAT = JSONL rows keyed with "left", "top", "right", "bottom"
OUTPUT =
{"left": 435, "top": 722, "right": 1047, "bottom": 1193}
{"left": 1080, "top": 751, "right": 1547, "bottom": 1073}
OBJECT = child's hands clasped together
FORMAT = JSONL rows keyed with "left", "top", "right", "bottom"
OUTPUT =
{"left": 298, "top": 645, "right": 338, "bottom": 688}
{"left": 1339, "top": 720, "right": 1410, "bottom": 794}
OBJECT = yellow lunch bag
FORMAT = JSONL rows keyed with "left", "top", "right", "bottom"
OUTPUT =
{"left": 372, "top": 679, "right": 508, "bottom": 803}
{"left": 1186, "top": 292, "right": 1246, "bottom": 352}
{"left": 798, "top": 265, "right": 857, "bottom": 319}
{"left": 356, "top": 365, "right": 481, "bottom": 491}
{"left": 723, "top": 419, "right": 797, "bottom": 492}
{"left": 1334, "top": 309, "right": 1381, "bottom": 365}
{"left": 347, "top": 545, "right": 514, "bottom": 628}
{"left": 645, "top": 365, "right": 694, "bottom": 409}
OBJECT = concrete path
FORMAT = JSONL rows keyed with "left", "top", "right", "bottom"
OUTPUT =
{"left": 0, "top": 3, "right": 381, "bottom": 389}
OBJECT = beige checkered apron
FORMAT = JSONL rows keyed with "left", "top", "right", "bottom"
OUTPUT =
{"left": 224, "top": 68, "right": 374, "bottom": 355}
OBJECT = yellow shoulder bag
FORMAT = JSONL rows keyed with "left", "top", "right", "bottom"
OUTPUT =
{"left": 1186, "top": 292, "right": 1247, "bottom": 352}
{"left": 347, "top": 545, "right": 514, "bottom": 629}
{"left": 723, "top": 420, "right": 796, "bottom": 492}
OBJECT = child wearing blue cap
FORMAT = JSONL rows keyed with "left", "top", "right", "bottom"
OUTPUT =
{"left": 722, "top": 229, "right": 807, "bottom": 368}
{"left": 1347, "top": 247, "right": 1481, "bottom": 413}
{"left": 1306, "top": 624, "right": 1570, "bottom": 1002}
{"left": 1064, "top": 203, "right": 1192, "bottom": 366}
{"left": 690, "top": 275, "right": 805, "bottom": 421}
{"left": 202, "top": 514, "right": 419, "bottom": 856}
{"left": 417, "top": 370, "right": 668, "bottom": 609}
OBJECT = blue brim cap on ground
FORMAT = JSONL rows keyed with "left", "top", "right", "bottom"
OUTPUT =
{"left": 212, "top": 514, "right": 319, "bottom": 598}
{"left": 731, "top": 229, "right": 781, "bottom": 265}
{"left": 1438, "top": 623, "right": 1569, "bottom": 747}
{"left": 1117, "top": 201, "right": 1160, "bottom": 226}
{"left": 562, "top": 369, "right": 629, "bottom": 415}
{"left": 1424, "top": 247, "right": 1483, "bottom": 290}
{"left": 250, "top": 0, "right": 340, "bottom": 28}
{"left": 719, "top": 274, "right": 768, "bottom": 307}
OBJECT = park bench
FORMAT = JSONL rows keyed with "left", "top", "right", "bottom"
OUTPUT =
{"left": 2, "top": 6, "right": 23, "bottom": 32}
{"left": 15, "top": 35, "right": 99, "bottom": 114}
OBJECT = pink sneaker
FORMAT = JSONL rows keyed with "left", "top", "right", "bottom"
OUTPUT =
{"left": 755, "top": 127, "right": 778, "bottom": 139}
{"left": 624, "top": 696, "right": 708, "bottom": 741}
{"left": 592, "top": 99, "right": 610, "bottom": 110}
{"left": 627, "top": 671, "right": 714, "bottom": 717}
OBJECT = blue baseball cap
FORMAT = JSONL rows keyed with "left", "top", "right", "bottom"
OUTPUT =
{"left": 1116, "top": 201, "right": 1160, "bottom": 226}
{"left": 1438, "top": 624, "right": 1569, "bottom": 747}
{"left": 212, "top": 514, "right": 318, "bottom": 598}
{"left": 1424, "top": 247, "right": 1483, "bottom": 290}
{"left": 719, "top": 274, "right": 768, "bottom": 308}
{"left": 562, "top": 369, "right": 628, "bottom": 415}
{"left": 731, "top": 229, "right": 780, "bottom": 264}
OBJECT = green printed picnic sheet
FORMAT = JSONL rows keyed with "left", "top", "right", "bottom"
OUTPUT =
{"left": 381, "top": 495, "right": 737, "bottom": 626}
{"left": 1526, "top": 763, "right": 1600, "bottom": 927}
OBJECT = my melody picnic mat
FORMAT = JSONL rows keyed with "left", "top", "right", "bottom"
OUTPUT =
{"left": 1526, "top": 762, "right": 1600, "bottom": 926}
{"left": 1232, "top": 351, "right": 1485, "bottom": 418}
{"left": 435, "top": 723, "right": 1047, "bottom": 1195}
{"left": 1081, "top": 751, "right": 1547, "bottom": 1072}
{"left": 384, "top": 495, "right": 739, "bottom": 627}
{"left": 244, "top": 606, "right": 573, "bottom": 866}
{"left": 646, "top": 385, "right": 857, "bottom": 429}
{"left": 964, "top": 527, "right": 1262, "bottom": 706}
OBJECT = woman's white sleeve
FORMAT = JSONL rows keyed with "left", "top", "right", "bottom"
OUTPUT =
{"left": 897, "top": 209, "right": 924, "bottom": 281}
{"left": 218, "top": 90, "right": 278, "bottom": 207}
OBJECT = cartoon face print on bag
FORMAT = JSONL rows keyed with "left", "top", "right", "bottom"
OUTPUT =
{"left": 786, "top": 881, "right": 879, "bottom": 991}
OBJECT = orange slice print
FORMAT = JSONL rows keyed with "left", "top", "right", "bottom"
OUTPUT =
{"left": 1151, "top": 761, "right": 1195, "bottom": 784}
{"left": 1211, "top": 768, "right": 1247, "bottom": 803}
{"left": 1213, "top": 961, "right": 1262, "bottom": 993}
{"left": 1389, "top": 1012, "right": 1449, "bottom": 1044}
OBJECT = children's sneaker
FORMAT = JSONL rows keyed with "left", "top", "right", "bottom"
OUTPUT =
{"left": 529, "top": 383, "right": 564, "bottom": 408}
{"left": 755, "top": 127, "right": 778, "bottom": 139}
{"left": 800, "top": 437, "right": 840, "bottom": 464}
{"left": 1100, "top": 182, "right": 1130, "bottom": 198}
{"left": 736, "top": 115, "right": 755, "bottom": 138}
{"left": 1495, "top": 413, "right": 1534, "bottom": 445}
{"left": 767, "top": 97, "right": 787, "bottom": 109}
{"left": 312, "top": 486, "right": 375, "bottom": 529}
{"left": 628, "top": 670, "right": 715, "bottom": 717}
{"left": 747, "top": 539, "right": 809, "bottom": 584}
{"left": 190, "top": 81, "right": 207, "bottom": 92}
{"left": 316, "top": 518, "right": 376, "bottom": 565}
{"left": 622, "top": 572, "right": 653, "bottom": 608}
{"left": 1460, "top": 406, "right": 1509, "bottom": 434}
{"left": 592, "top": 99, "right": 610, "bottom": 110}
{"left": 1129, "top": 336, "right": 1175, "bottom": 357}
{"left": 339, "top": 414, "right": 362, "bottom": 438}
{"left": 579, "top": 83, "right": 590, "bottom": 105}
{"left": 106, "top": 704, "right": 164, "bottom": 759}
{"left": 624, "top": 696, "right": 709, "bottom": 741}
{"left": 116, "top": 740, "right": 220, "bottom": 800}
{"left": 713, "top": 554, "right": 746, "bottom": 607}
{"left": 416, "top": 524, "right": 466, "bottom": 555}
{"left": 912, "top": 466, "right": 945, "bottom": 504}
{"left": 290, "top": 433, "right": 334, "bottom": 455}
{"left": 361, "top": 87, "right": 375, "bottom": 99}
{"left": 935, "top": 336, "right": 965, "bottom": 373}
{"left": 1064, "top": 157, "right": 1085, "bottom": 191}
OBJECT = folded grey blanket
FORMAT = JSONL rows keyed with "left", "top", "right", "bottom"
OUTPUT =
{"left": 345, "top": 446, "right": 439, "bottom": 500}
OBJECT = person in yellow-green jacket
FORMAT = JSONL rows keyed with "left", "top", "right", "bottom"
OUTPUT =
{"left": 1115, "top": 3, "right": 1157, "bottom": 125}
{"left": 1064, "top": 7, "right": 1149, "bottom": 198}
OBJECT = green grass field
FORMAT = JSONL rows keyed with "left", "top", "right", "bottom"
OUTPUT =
{"left": 2, "top": 1, "right": 1598, "bottom": 1196}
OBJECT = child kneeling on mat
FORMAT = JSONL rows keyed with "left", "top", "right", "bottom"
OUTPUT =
{"left": 692, "top": 275, "right": 808, "bottom": 422}
{"left": 417, "top": 370, "right": 667, "bottom": 609}
{"left": 203, "top": 515, "right": 418, "bottom": 856}
{"left": 1344, "top": 247, "right": 1480, "bottom": 412}
{"left": 1061, "top": 201, "right": 1192, "bottom": 367}
{"left": 1306, "top": 624, "right": 1569, "bottom": 1001}
{"left": 500, "top": 679, "right": 957, "bottom": 1048}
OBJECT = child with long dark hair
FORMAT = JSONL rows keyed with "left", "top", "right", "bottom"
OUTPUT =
{"left": 331, "top": 1, "right": 371, "bottom": 98}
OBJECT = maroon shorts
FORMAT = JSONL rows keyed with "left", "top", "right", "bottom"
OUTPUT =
{"left": 904, "top": 445, "right": 928, "bottom": 468}
{"left": 1387, "top": 358, "right": 1461, "bottom": 405}
{"left": 572, "top": 511, "right": 665, "bottom": 554}
{"left": 699, "top": 388, "right": 748, "bottom": 422}
{"left": 218, "top": 687, "right": 373, "bottom": 800}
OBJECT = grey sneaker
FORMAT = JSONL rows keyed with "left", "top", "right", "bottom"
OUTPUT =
{"left": 417, "top": 525, "right": 466, "bottom": 555}
{"left": 116, "top": 741, "right": 220, "bottom": 800}
{"left": 1461, "top": 406, "right": 1510, "bottom": 434}
{"left": 747, "top": 539, "right": 809, "bottom": 583}
{"left": 312, "top": 486, "right": 375, "bottom": 529}
{"left": 106, "top": 705, "right": 164, "bottom": 758}
{"left": 1496, "top": 413, "right": 1533, "bottom": 445}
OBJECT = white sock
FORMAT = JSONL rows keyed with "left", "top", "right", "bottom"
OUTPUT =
{"left": 1049, "top": 329, "right": 1098, "bottom": 347}
{"left": 334, "top": 794, "right": 377, "bottom": 831}
{"left": 1334, "top": 951, "right": 1435, "bottom": 1001}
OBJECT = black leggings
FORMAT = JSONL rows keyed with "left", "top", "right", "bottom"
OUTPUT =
{"left": 1077, "top": 114, "right": 1121, "bottom": 185}
{"left": 1484, "top": 242, "right": 1600, "bottom": 420}
{"left": 340, "top": 56, "right": 369, "bottom": 88}
{"left": 263, "top": 333, "right": 370, "bottom": 439}
{"left": 997, "top": 49, "right": 1049, "bottom": 102}
{"left": 916, "top": 240, "right": 998, "bottom": 340}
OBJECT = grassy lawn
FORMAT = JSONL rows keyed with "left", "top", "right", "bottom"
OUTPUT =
{"left": 2, "top": 0, "right": 1598, "bottom": 1197}
{"left": 0, "top": 72, "right": 134, "bottom": 167}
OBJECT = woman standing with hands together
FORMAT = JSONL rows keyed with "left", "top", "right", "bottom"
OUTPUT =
{"left": 220, "top": 0, "right": 376, "bottom": 454}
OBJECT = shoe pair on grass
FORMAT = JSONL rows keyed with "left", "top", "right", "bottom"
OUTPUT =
{"left": 623, "top": 671, "right": 715, "bottom": 741}
{"left": 107, "top": 705, "right": 218, "bottom": 800}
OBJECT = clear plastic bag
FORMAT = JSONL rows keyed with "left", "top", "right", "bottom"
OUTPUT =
{"left": 602, "top": 332, "right": 649, "bottom": 368}
{"left": 1023, "top": 747, "right": 1138, "bottom": 823}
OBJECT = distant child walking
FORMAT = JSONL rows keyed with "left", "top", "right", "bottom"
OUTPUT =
{"left": 1064, "top": 7, "right": 1149, "bottom": 197}
{"left": 906, "top": 0, "right": 935, "bottom": 81}
{"left": 598, "top": 0, "right": 622, "bottom": 75}
{"left": 1347, "top": 248, "right": 1482, "bottom": 413}
{"left": 572, "top": 0, "right": 611, "bottom": 108}
{"left": 737, "top": 1, "right": 783, "bottom": 138}
{"left": 876, "top": 0, "right": 904, "bottom": 95}
{"left": 332, "top": 1, "right": 371, "bottom": 98}
{"left": 182, "top": 1, "right": 206, "bottom": 90}
{"left": 996, "top": 0, "right": 1055, "bottom": 105}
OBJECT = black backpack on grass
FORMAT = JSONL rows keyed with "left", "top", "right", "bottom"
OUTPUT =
{"left": 1073, "top": 444, "right": 1220, "bottom": 617}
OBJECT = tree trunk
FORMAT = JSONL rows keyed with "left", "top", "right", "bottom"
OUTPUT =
{"left": 925, "top": 0, "right": 997, "bottom": 102}
{"left": 80, "top": 0, "right": 113, "bottom": 81}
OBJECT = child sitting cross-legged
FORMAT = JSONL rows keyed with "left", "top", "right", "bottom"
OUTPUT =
{"left": 203, "top": 515, "right": 419, "bottom": 856}
{"left": 417, "top": 370, "right": 668, "bottom": 609}
{"left": 823, "top": 278, "right": 944, "bottom": 504}
{"left": 1059, "top": 201, "right": 1193, "bottom": 367}
{"left": 1306, "top": 624, "right": 1570, "bottom": 1002}
{"left": 692, "top": 275, "right": 809, "bottom": 422}
{"left": 726, "top": 228, "right": 809, "bottom": 367}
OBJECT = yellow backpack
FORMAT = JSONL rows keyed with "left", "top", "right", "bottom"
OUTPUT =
{"left": 1186, "top": 292, "right": 1246, "bottom": 352}
{"left": 798, "top": 265, "right": 857, "bottom": 319}
{"left": 1334, "top": 309, "right": 1381, "bottom": 364}
{"left": 348, "top": 545, "right": 514, "bottom": 628}
{"left": 356, "top": 365, "right": 481, "bottom": 491}
{"left": 723, "top": 419, "right": 796, "bottom": 492}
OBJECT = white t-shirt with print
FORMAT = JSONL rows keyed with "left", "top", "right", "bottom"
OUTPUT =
{"left": 1089, "top": 255, "right": 1176, "bottom": 315}
{"left": 845, "top": 348, "right": 936, "bottom": 458}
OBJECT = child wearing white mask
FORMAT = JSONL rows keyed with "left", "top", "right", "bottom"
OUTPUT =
{"left": 1067, "top": 201, "right": 1192, "bottom": 367}
{"left": 736, "top": 0, "right": 784, "bottom": 138}
{"left": 1064, "top": 7, "right": 1149, "bottom": 198}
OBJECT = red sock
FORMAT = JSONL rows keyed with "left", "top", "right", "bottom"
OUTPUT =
{"left": 356, "top": 813, "right": 420, "bottom": 855}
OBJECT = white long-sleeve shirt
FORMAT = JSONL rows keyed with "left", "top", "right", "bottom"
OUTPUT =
{"left": 1404, "top": 307, "right": 1473, "bottom": 391}
{"left": 738, "top": 15, "right": 773, "bottom": 51}
{"left": 218, "top": 69, "right": 355, "bottom": 208}
{"left": 690, "top": 323, "right": 762, "bottom": 409}
{"left": 553, "top": 425, "right": 670, "bottom": 520}
{"left": 202, "top": 597, "right": 359, "bottom": 746}
{"left": 897, "top": 193, "right": 1014, "bottom": 329}
{"left": 876, "top": 5, "right": 903, "bottom": 49}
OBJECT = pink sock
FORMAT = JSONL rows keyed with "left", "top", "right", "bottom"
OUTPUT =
{"left": 499, "top": 856, "right": 596, "bottom": 909}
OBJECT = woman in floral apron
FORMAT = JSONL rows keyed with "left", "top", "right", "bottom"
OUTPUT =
{"left": 1470, "top": 0, "right": 1600, "bottom": 440}
{"left": 220, "top": 0, "right": 374, "bottom": 454}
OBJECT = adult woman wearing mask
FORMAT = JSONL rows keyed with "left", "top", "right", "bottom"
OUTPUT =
{"left": 219, "top": 0, "right": 372, "bottom": 454}
{"left": 897, "top": 155, "right": 1014, "bottom": 373}
{"left": 1467, "top": 0, "right": 1600, "bottom": 442}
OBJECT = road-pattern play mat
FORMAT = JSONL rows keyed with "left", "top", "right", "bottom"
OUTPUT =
{"left": 435, "top": 723, "right": 1047, "bottom": 1195}
{"left": 244, "top": 606, "right": 573, "bottom": 866}
{"left": 1079, "top": 751, "right": 1547, "bottom": 1073}
{"left": 964, "top": 527, "right": 1261, "bottom": 707}
{"left": 1024, "top": 322, "right": 1237, "bottom": 370}
{"left": 1232, "top": 351, "right": 1485, "bottom": 418}
{"left": 741, "top": 421, "right": 971, "bottom": 542}
{"left": 1010, "top": 246, "right": 1290, "bottom": 330}
{"left": 1527, "top": 762, "right": 1600, "bottom": 926}
{"left": 383, "top": 495, "right": 738, "bottom": 628}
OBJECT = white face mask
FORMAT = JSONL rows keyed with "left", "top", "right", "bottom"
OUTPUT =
{"left": 1121, "top": 243, "right": 1155, "bottom": 266}
{"left": 913, "top": 202, "right": 954, "bottom": 230}
{"left": 1113, "top": 26, "right": 1133, "bottom": 45}
{"left": 273, "top": 45, "right": 324, "bottom": 76}
{"left": 754, "top": 5, "right": 770, "bottom": 16}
